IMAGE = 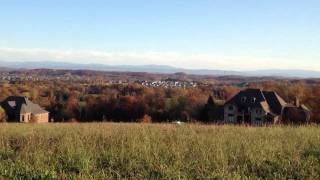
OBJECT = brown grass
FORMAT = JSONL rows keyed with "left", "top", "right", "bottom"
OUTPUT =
{"left": 0, "top": 123, "right": 320, "bottom": 179}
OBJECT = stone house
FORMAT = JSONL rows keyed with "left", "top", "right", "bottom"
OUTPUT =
{"left": 1, "top": 96, "right": 49, "bottom": 123}
{"left": 224, "top": 89, "right": 287, "bottom": 125}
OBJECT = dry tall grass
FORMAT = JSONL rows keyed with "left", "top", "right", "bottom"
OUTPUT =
{"left": 0, "top": 123, "right": 320, "bottom": 179}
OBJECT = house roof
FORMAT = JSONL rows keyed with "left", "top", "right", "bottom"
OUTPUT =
{"left": 260, "top": 101, "right": 271, "bottom": 113}
{"left": 2, "top": 96, "right": 48, "bottom": 115}
{"left": 225, "top": 88, "right": 288, "bottom": 116}
{"left": 262, "top": 91, "right": 287, "bottom": 115}
{"left": 300, "top": 104, "right": 310, "bottom": 112}
{"left": 207, "top": 96, "right": 225, "bottom": 106}
{"left": 284, "top": 103, "right": 311, "bottom": 113}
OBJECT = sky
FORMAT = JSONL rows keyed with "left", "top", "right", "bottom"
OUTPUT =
{"left": 0, "top": 0, "right": 319, "bottom": 71}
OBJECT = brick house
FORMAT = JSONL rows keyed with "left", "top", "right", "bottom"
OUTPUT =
{"left": 1, "top": 96, "right": 49, "bottom": 123}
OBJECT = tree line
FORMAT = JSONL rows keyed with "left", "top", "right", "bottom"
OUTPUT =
{"left": 0, "top": 79, "right": 319, "bottom": 123}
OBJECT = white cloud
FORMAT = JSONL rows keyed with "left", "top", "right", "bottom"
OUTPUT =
{"left": 0, "top": 47, "right": 319, "bottom": 71}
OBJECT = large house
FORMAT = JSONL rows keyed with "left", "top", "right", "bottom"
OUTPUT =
{"left": 223, "top": 88, "right": 311, "bottom": 125}
{"left": 224, "top": 89, "right": 286, "bottom": 125}
{"left": 1, "top": 96, "right": 49, "bottom": 123}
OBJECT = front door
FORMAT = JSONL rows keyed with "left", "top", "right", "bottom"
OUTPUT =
{"left": 244, "top": 114, "right": 251, "bottom": 124}
{"left": 237, "top": 116, "right": 243, "bottom": 124}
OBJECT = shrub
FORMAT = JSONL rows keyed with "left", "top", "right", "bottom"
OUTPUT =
{"left": 140, "top": 115, "right": 152, "bottom": 123}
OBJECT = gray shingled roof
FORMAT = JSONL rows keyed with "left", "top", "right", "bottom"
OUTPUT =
{"left": 262, "top": 91, "right": 287, "bottom": 115}
{"left": 225, "top": 88, "right": 288, "bottom": 116}
{"left": 2, "top": 96, "right": 48, "bottom": 115}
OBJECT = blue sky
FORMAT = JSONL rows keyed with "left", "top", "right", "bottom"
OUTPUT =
{"left": 0, "top": 0, "right": 319, "bottom": 70}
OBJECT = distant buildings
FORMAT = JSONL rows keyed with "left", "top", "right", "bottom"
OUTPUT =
{"left": 1, "top": 96, "right": 49, "bottom": 123}
{"left": 138, "top": 80, "right": 197, "bottom": 88}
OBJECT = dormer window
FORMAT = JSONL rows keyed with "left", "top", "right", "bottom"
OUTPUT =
{"left": 8, "top": 101, "right": 16, "bottom": 108}
{"left": 241, "top": 97, "right": 247, "bottom": 103}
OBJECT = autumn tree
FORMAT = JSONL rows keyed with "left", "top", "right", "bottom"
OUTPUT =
{"left": 0, "top": 106, "right": 7, "bottom": 122}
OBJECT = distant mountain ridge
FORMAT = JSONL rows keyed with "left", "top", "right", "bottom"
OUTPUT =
{"left": 0, "top": 60, "right": 320, "bottom": 78}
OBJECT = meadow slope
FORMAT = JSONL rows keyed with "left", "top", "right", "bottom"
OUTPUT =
{"left": 0, "top": 124, "right": 320, "bottom": 179}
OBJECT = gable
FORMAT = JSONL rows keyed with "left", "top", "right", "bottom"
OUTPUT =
{"left": 224, "top": 88, "right": 287, "bottom": 116}
{"left": 225, "top": 89, "right": 266, "bottom": 108}
{"left": 263, "top": 91, "right": 287, "bottom": 115}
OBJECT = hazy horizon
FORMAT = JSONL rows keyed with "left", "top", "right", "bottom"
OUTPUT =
{"left": 2, "top": 58, "right": 320, "bottom": 73}
{"left": 1, "top": 1, "right": 319, "bottom": 71}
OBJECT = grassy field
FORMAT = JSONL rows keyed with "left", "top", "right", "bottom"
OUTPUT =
{"left": 0, "top": 124, "right": 320, "bottom": 179}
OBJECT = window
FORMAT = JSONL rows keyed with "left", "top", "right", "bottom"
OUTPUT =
{"left": 241, "top": 97, "right": 247, "bottom": 103}
{"left": 251, "top": 97, "right": 256, "bottom": 103}
{"left": 256, "top": 109, "right": 263, "bottom": 114}
{"left": 255, "top": 117, "right": 262, "bottom": 121}
{"left": 228, "top": 114, "right": 235, "bottom": 122}
{"left": 228, "top": 105, "right": 234, "bottom": 111}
